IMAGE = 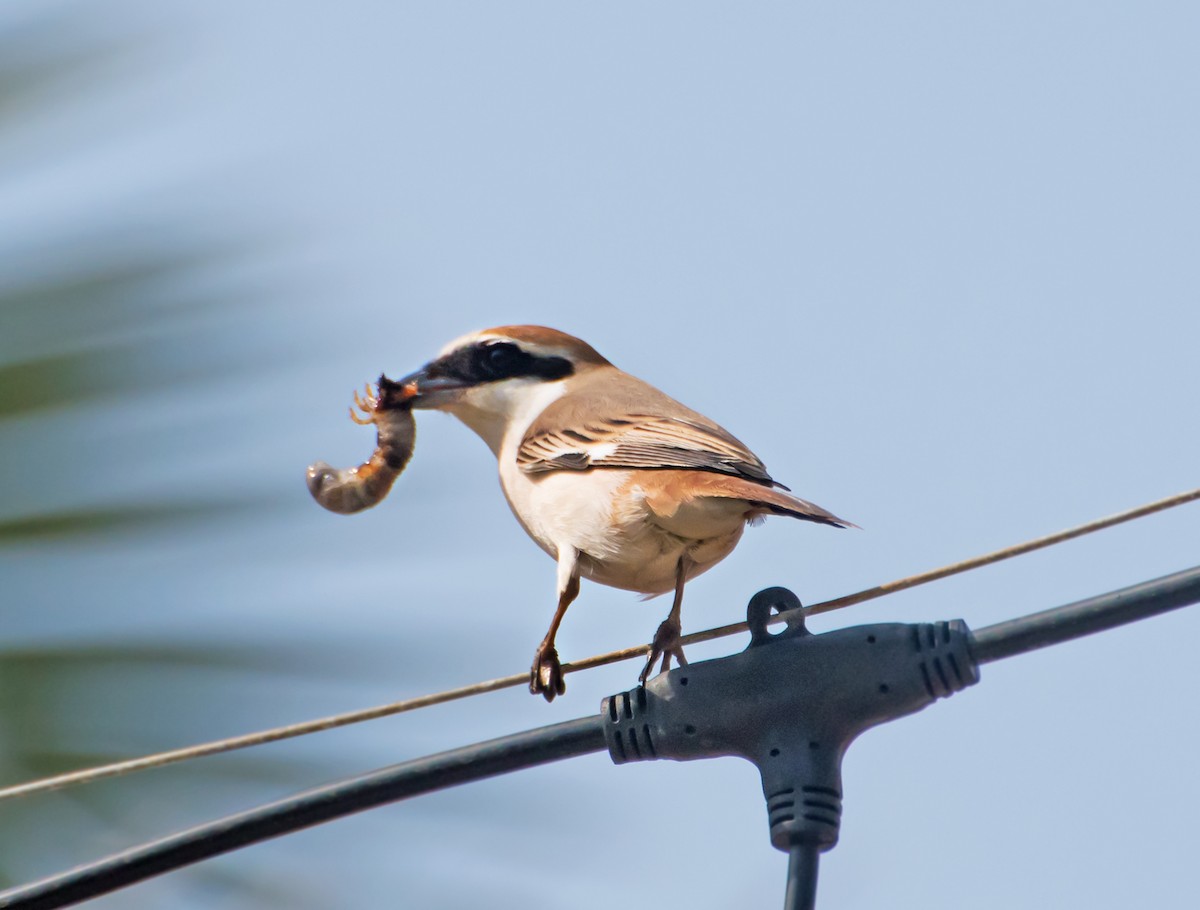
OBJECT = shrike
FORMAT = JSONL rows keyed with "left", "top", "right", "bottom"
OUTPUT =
{"left": 395, "top": 326, "right": 851, "bottom": 701}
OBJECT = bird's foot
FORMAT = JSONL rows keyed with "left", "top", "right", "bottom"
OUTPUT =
{"left": 639, "top": 618, "right": 688, "bottom": 685}
{"left": 530, "top": 643, "right": 566, "bottom": 702}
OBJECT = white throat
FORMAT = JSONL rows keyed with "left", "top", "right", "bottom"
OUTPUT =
{"left": 445, "top": 378, "right": 568, "bottom": 458}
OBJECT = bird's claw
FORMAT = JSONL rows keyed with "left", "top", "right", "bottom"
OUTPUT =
{"left": 530, "top": 644, "right": 566, "bottom": 702}
{"left": 639, "top": 618, "right": 688, "bottom": 685}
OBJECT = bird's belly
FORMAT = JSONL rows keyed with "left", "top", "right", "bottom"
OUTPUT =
{"left": 500, "top": 468, "right": 626, "bottom": 559}
{"left": 500, "top": 467, "right": 747, "bottom": 595}
{"left": 577, "top": 520, "right": 745, "bottom": 595}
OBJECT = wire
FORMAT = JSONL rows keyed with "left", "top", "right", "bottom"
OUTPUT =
{"left": 0, "top": 717, "right": 607, "bottom": 910}
{"left": 5, "top": 565, "right": 1199, "bottom": 910}
{"left": 0, "top": 485, "right": 1196, "bottom": 804}
{"left": 783, "top": 843, "right": 820, "bottom": 910}
{"left": 970, "top": 564, "right": 1200, "bottom": 663}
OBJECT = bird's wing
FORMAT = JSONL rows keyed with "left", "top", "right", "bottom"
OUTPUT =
{"left": 516, "top": 370, "right": 777, "bottom": 485}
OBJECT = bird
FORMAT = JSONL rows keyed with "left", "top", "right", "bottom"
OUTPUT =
{"left": 392, "top": 325, "right": 852, "bottom": 701}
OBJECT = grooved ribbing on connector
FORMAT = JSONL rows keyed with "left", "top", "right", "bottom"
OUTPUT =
{"left": 767, "top": 787, "right": 795, "bottom": 811}
{"left": 641, "top": 724, "right": 657, "bottom": 758}
{"left": 611, "top": 730, "right": 626, "bottom": 762}
{"left": 802, "top": 785, "right": 841, "bottom": 799}
{"left": 946, "top": 651, "right": 964, "bottom": 685}
{"left": 767, "top": 788, "right": 797, "bottom": 826}
{"left": 603, "top": 690, "right": 656, "bottom": 765}
{"left": 768, "top": 785, "right": 842, "bottom": 830}
{"left": 913, "top": 621, "right": 973, "bottom": 699}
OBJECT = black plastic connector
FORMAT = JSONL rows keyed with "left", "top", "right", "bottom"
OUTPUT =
{"left": 603, "top": 586, "right": 979, "bottom": 852}
{"left": 4, "top": 568, "right": 1197, "bottom": 910}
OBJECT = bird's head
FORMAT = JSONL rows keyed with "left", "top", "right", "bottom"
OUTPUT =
{"left": 393, "top": 326, "right": 610, "bottom": 453}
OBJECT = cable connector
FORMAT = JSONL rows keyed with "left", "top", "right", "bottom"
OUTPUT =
{"left": 602, "top": 587, "right": 980, "bottom": 852}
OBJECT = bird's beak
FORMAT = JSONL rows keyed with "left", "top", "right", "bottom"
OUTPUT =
{"left": 377, "top": 365, "right": 471, "bottom": 410}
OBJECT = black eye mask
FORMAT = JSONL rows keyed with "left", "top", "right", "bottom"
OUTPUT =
{"left": 426, "top": 341, "right": 574, "bottom": 385}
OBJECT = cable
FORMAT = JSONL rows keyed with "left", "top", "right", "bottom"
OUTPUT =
{"left": 4, "top": 565, "right": 1198, "bottom": 910}
{"left": 783, "top": 843, "right": 820, "bottom": 910}
{"left": 970, "top": 564, "right": 1200, "bottom": 663}
{"left": 0, "top": 673, "right": 534, "bottom": 803}
{"left": 0, "top": 485, "right": 1195, "bottom": 804}
{"left": 0, "top": 717, "right": 606, "bottom": 910}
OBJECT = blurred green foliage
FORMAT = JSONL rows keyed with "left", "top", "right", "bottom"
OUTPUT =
{"left": 0, "top": 12, "right": 319, "bottom": 904}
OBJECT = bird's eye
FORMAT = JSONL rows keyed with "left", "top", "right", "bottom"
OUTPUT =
{"left": 477, "top": 342, "right": 523, "bottom": 379}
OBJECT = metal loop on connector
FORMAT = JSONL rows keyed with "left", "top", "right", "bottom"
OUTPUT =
{"left": 747, "top": 587, "right": 808, "bottom": 647}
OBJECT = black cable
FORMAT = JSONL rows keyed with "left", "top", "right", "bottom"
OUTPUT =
{"left": 783, "top": 843, "right": 819, "bottom": 910}
{"left": 0, "top": 716, "right": 606, "bottom": 910}
{"left": 970, "top": 565, "right": 1200, "bottom": 664}
{"left": 5, "top": 566, "right": 1199, "bottom": 910}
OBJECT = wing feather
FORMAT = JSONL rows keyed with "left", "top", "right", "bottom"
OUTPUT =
{"left": 516, "top": 370, "right": 778, "bottom": 485}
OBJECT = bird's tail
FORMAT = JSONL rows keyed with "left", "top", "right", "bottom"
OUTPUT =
{"left": 703, "top": 475, "right": 856, "bottom": 529}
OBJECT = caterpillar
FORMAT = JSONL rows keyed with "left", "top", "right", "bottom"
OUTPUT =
{"left": 306, "top": 375, "right": 417, "bottom": 514}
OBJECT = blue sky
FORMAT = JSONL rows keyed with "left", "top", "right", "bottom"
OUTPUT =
{"left": 2, "top": 2, "right": 1198, "bottom": 908}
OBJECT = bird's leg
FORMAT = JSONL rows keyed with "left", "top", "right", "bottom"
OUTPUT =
{"left": 640, "top": 554, "right": 692, "bottom": 685}
{"left": 530, "top": 550, "right": 580, "bottom": 702}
